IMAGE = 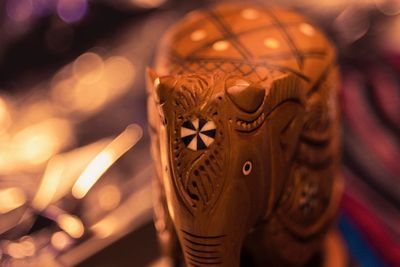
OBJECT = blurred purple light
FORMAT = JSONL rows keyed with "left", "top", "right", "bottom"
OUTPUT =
{"left": 32, "top": 0, "right": 56, "bottom": 17}
{"left": 6, "top": 0, "right": 33, "bottom": 22}
{"left": 57, "top": 0, "right": 88, "bottom": 24}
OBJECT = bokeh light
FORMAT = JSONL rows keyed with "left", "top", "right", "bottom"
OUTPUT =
{"left": 91, "top": 217, "right": 116, "bottom": 239}
{"left": 11, "top": 118, "right": 73, "bottom": 166}
{"left": 6, "top": 0, "right": 33, "bottom": 22}
{"left": 72, "top": 124, "right": 143, "bottom": 199}
{"left": 97, "top": 184, "right": 122, "bottom": 211}
{"left": 0, "top": 187, "right": 26, "bottom": 214}
{"left": 0, "top": 97, "right": 12, "bottom": 132}
{"left": 51, "top": 231, "right": 71, "bottom": 251}
{"left": 57, "top": 0, "right": 88, "bottom": 23}
{"left": 32, "top": 156, "right": 65, "bottom": 211}
{"left": 57, "top": 214, "right": 84, "bottom": 239}
{"left": 7, "top": 242, "right": 25, "bottom": 259}
{"left": 51, "top": 53, "right": 135, "bottom": 116}
{"left": 375, "top": 0, "right": 400, "bottom": 16}
{"left": 18, "top": 237, "right": 36, "bottom": 257}
{"left": 32, "top": 0, "right": 56, "bottom": 17}
{"left": 103, "top": 56, "right": 136, "bottom": 92}
{"left": 73, "top": 52, "right": 104, "bottom": 84}
{"left": 334, "top": 6, "right": 370, "bottom": 43}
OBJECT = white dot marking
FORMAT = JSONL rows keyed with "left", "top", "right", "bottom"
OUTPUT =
{"left": 299, "top": 23, "right": 315, "bottom": 36}
{"left": 213, "top": 41, "right": 229, "bottom": 51}
{"left": 241, "top": 9, "right": 259, "bottom": 20}
{"left": 263, "top": 38, "right": 280, "bottom": 49}
{"left": 242, "top": 161, "right": 253, "bottom": 175}
{"left": 190, "top": 30, "right": 207, "bottom": 41}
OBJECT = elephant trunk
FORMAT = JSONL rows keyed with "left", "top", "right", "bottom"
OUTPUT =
{"left": 178, "top": 228, "right": 242, "bottom": 267}
{"left": 171, "top": 180, "right": 253, "bottom": 267}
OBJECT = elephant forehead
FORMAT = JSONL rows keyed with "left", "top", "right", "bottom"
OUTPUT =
{"left": 168, "top": 101, "right": 228, "bottom": 213}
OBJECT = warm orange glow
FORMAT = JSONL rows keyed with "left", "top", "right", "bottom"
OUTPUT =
{"left": 5, "top": 237, "right": 35, "bottom": 259}
{"left": 71, "top": 151, "right": 113, "bottom": 199}
{"left": 74, "top": 81, "right": 109, "bottom": 112}
{"left": 103, "top": 56, "right": 135, "bottom": 93}
{"left": 0, "top": 97, "right": 11, "bottom": 131}
{"left": 32, "top": 156, "right": 65, "bottom": 211}
{"left": 51, "top": 78, "right": 76, "bottom": 108}
{"left": 7, "top": 242, "right": 24, "bottom": 259}
{"left": 12, "top": 118, "right": 73, "bottom": 166}
{"left": 130, "top": 0, "right": 166, "bottom": 8}
{"left": 52, "top": 77, "right": 108, "bottom": 114}
{"left": 0, "top": 187, "right": 26, "bottom": 214}
{"left": 22, "top": 100, "right": 55, "bottom": 123}
{"left": 19, "top": 238, "right": 36, "bottom": 257}
{"left": 72, "top": 124, "right": 143, "bottom": 199}
{"left": 44, "top": 139, "right": 112, "bottom": 204}
{"left": 91, "top": 216, "right": 116, "bottom": 239}
{"left": 91, "top": 180, "right": 152, "bottom": 239}
{"left": 90, "top": 174, "right": 153, "bottom": 238}
{"left": 57, "top": 214, "right": 85, "bottom": 239}
{"left": 0, "top": 102, "right": 74, "bottom": 174}
{"left": 73, "top": 52, "right": 104, "bottom": 84}
{"left": 51, "top": 231, "right": 71, "bottom": 250}
{"left": 98, "top": 184, "right": 121, "bottom": 211}
{"left": 52, "top": 54, "right": 135, "bottom": 115}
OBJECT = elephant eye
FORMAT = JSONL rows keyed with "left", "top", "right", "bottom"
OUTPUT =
{"left": 242, "top": 161, "right": 252, "bottom": 175}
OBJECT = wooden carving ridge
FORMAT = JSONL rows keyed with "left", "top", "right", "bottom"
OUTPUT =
{"left": 181, "top": 229, "right": 226, "bottom": 266}
{"left": 235, "top": 112, "right": 265, "bottom": 133}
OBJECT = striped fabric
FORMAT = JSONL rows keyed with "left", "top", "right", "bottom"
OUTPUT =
{"left": 339, "top": 53, "right": 400, "bottom": 267}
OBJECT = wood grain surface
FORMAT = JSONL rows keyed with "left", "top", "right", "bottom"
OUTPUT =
{"left": 147, "top": 3, "right": 343, "bottom": 267}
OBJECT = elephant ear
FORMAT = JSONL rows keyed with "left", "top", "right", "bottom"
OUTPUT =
{"left": 268, "top": 74, "right": 305, "bottom": 162}
{"left": 146, "top": 67, "right": 163, "bottom": 177}
{"left": 146, "top": 68, "right": 181, "bottom": 258}
{"left": 275, "top": 69, "right": 342, "bottom": 239}
{"left": 261, "top": 74, "right": 306, "bottom": 218}
{"left": 146, "top": 68, "right": 177, "bottom": 178}
{"left": 146, "top": 68, "right": 178, "bottom": 105}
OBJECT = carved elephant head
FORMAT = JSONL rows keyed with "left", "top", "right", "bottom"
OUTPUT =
{"left": 146, "top": 69, "right": 333, "bottom": 266}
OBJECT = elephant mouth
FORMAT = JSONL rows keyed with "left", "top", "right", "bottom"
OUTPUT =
{"left": 235, "top": 112, "right": 265, "bottom": 133}
{"left": 180, "top": 229, "right": 225, "bottom": 266}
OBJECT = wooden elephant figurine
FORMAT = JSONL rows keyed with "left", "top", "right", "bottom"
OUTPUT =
{"left": 147, "top": 3, "right": 343, "bottom": 267}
